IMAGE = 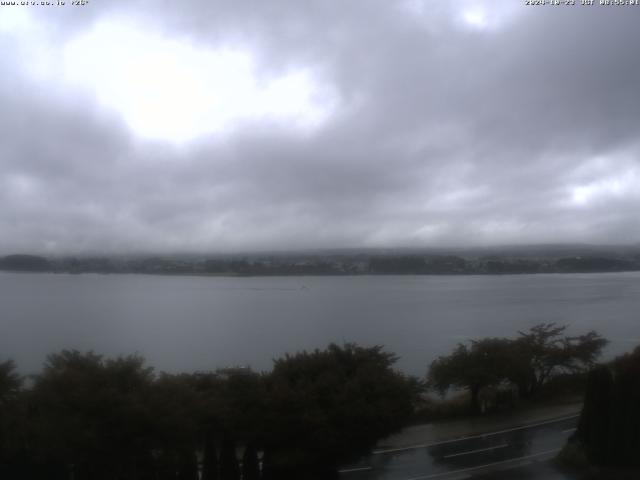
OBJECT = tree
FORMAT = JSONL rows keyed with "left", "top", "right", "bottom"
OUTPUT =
{"left": 148, "top": 372, "right": 203, "bottom": 477}
{"left": 608, "top": 346, "right": 640, "bottom": 466}
{"left": 218, "top": 434, "right": 239, "bottom": 480}
{"left": 576, "top": 365, "right": 614, "bottom": 464}
{"left": 0, "top": 360, "right": 24, "bottom": 478}
{"left": 261, "top": 343, "right": 419, "bottom": 478}
{"left": 368, "top": 256, "right": 428, "bottom": 274}
{"left": 29, "top": 350, "right": 156, "bottom": 480}
{"left": 241, "top": 442, "right": 260, "bottom": 480}
{"left": 428, "top": 338, "right": 513, "bottom": 413}
{"left": 212, "top": 368, "right": 267, "bottom": 445}
{"left": 0, "top": 360, "right": 21, "bottom": 405}
{"left": 575, "top": 346, "right": 640, "bottom": 467}
{"left": 177, "top": 449, "right": 199, "bottom": 480}
{"left": 201, "top": 431, "right": 219, "bottom": 480}
{"left": 428, "top": 324, "right": 608, "bottom": 411}
{"left": 0, "top": 254, "right": 49, "bottom": 271}
{"left": 512, "top": 323, "right": 607, "bottom": 398}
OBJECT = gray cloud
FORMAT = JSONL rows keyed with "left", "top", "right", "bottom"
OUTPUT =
{"left": 1, "top": 1, "right": 640, "bottom": 254}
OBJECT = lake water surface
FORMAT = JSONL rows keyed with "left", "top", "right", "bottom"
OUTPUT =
{"left": 2, "top": 272, "right": 640, "bottom": 376}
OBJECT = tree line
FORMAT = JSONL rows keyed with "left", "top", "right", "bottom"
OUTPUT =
{"left": 573, "top": 345, "right": 640, "bottom": 468}
{"left": 428, "top": 323, "right": 607, "bottom": 414}
{"left": 0, "top": 324, "right": 610, "bottom": 479}
{"left": 0, "top": 344, "right": 418, "bottom": 480}
{"left": 3, "top": 253, "right": 640, "bottom": 276}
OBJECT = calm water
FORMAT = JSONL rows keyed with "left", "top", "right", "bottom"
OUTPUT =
{"left": 2, "top": 272, "right": 640, "bottom": 376}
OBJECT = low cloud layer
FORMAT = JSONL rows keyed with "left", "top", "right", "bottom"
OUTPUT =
{"left": 1, "top": 1, "right": 639, "bottom": 254}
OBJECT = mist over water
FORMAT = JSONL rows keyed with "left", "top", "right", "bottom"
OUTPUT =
{"left": 2, "top": 271, "right": 639, "bottom": 376}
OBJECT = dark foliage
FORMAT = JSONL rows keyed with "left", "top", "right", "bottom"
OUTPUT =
{"left": 261, "top": 343, "right": 418, "bottom": 475}
{"left": 428, "top": 338, "right": 514, "bottom": 413}
{"left": 0, "top": 343, "right": 418, "bottom": 479}
{"left": 242, "top": 443, "right": 260, "bottom": 480}
{"left": 483, "top": 259, "right": 540, "bottom": 274}
{"left": 555, "top": 256, "right": 635, "bottom": 273}
{"left": 219, "top": 435, "right": 240, "bottom": 480}
{"left": 575, "top": 346, "right": 640, "bottom": 467}
{"left": 0, "top": 359, "right": 22, "bottom": 404}
{"left": 4, "top": 250, "right": 640, "bottom": 276}
{"left": 0, "top": 254, "right": 50, "bottom": 271}
{"left": 369, "top": 256, "right": 429, "bottom": 274}
{"left": 428, "top": 323, "right": 607, "bottom": 412}
{"left": 201, "top": 431, "right": 219, "bottom": 480}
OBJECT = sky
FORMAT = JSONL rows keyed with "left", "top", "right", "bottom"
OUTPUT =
{"left": 1, "top": 0, "right": 640, "bottom": 254}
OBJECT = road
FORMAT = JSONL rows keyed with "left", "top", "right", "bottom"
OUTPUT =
{"left": 339, "top": 415, "right": 579, "bottom": 480}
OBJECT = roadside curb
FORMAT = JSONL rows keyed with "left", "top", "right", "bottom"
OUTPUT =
{"left": 375, "top": 403, "right": 583, "bottom": 452}
{"left": 373, "top": 413, "right": 581, "bottom": 455}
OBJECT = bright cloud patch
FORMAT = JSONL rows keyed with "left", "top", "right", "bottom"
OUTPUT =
{"left": 456, "top": 1, "right": 522, "bottom": 31}
{"left": 0, "top": 7, "right": 31, "bottom": 34}
{"left": 566, "top": 153, "right": 640, "bottom": 207}
{"left": 570, "top": 172, "right": 639, "bottom": 207}
{"left": 461, "top": 7, "right": 489, "bottom": 29}
{"left": 63, "top": 20, "right": 337, "bottom": 143}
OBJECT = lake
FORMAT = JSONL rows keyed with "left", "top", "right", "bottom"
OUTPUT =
{"left": 2, "top": 271, "right": 640, "bottom": 376}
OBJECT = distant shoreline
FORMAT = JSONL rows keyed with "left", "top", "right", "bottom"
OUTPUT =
{"left": 3, "top": 268, "right": 640, "bottom": 278}
{"left": 2, "top": 249, "right": 640, "bottom": 277}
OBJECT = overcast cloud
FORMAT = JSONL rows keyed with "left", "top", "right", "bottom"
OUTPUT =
{"left": 1, "top": 0, "right": 639, "bottom": 254}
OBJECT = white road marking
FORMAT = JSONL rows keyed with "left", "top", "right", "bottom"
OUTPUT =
{"left": 442, "top": 443, "right": 508, "bottom": 459}
{"left": 372, "top": 414, "right": 579, "bottom": 455}
{"left": 562, "top": 427, "right": 577, "bottom": 434}
{"left": 338, "top": 466, "right": 373, "bottom": 473}
{"left": 404, "top": 448, "right": 562, "bottom": 480}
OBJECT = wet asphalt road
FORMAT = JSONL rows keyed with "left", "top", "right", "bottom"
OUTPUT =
{"left": 339, "top": 415, "right": 579, "bottom": 480}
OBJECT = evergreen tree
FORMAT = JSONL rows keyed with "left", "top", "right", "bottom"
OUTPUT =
{"left": 241, "top": 443, "right": 260, "bottom": 480}
{"left": 201, "top": 431, "right": 219, "bottom": 480}
{"left": 219, "top": 435, "right": 239, "bottom": 480}
{"left": 263, "top": 343, "right": 417, "bottom": 476}
{"left": 576, "top": 365, "right": 613, "bottom": 464}
{"left": 576, "top": 347, "right": 640, "bottom": 467}
{"left": 177, "top": 449, "right": 198, "bottom": 480}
